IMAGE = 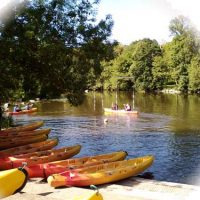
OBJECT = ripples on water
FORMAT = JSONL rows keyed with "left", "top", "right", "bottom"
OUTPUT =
{"left": 13, "top": 96, "right": 200, "bottom": 186}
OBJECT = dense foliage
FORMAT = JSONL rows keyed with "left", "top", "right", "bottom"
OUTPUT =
{"left": 0, "top": 0, "right": 115, "bottom": 105}
{"left": 99, "top": 16, "right": 200, "bottom": 93}
{"left": 1, "top": 2, "right": 200, "bottom": 111}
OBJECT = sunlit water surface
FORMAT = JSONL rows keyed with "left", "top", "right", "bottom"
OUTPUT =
{"left": 12, "top": 92, "right": 200, "bottom": 185}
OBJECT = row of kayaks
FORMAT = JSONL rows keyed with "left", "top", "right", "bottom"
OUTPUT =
{"left": 0, "top": 121, "right": 154, "bottom": 199}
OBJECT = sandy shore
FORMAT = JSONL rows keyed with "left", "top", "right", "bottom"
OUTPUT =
{"left": 4, "top": 177, "right": 200, "bottom": 200}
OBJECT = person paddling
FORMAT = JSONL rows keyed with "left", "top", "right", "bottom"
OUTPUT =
{"left": 13, "top": 104, "right": 21, "bottom": 112}
{"left": 124, "top": 103, "right": 131, "bottom": 111}
{"left": 111, "top": 102, "right": 118, "bottom": 110}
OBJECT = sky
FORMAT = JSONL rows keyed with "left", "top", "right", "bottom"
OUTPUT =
{"left": 0, "top": 0, "right": 200, "bottom": 44}
{"left": 97, "top": 0, "right": 200, "bottom": 44}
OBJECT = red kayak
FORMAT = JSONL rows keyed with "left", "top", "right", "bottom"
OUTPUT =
{"left": 26, "top": 151, "right": 127, "bottom": 178}
{"left": 0, "top": 145, "right": 81, "bottom": 170}
{"left": 9, "top": 108, "right": 37, "bottom": 115}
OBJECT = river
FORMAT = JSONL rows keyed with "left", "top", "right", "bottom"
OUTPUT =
{"left": 12, "top": 91, "right": 200, "bottom": 186}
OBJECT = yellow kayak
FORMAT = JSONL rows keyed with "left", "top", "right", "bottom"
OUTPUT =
{"left": 104, "top": 108, "right": 139, "bottom": 115}
{"left": 0, "top": 167, "right": 28, "bottom": 199}
{"left": 74, "top": 185, "right": 103, "bottom": 200}
{"left": 47, "top": 155, "right": 154, "bottom": 187}
{"left": 74, "top": 191, "right": 103, "bottom": 200}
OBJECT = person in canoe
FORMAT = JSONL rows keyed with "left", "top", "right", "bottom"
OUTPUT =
{"left": 24, "top": 102, "right": 33, "bottom": 110}
{"left": 124, "top": 103, "right": 131, "bottom": 111}
{"left": 3, "top": 103, "right": 10, "bottom": 112}
{"left": 111, "top": 102, "right": 118, "bottom": 110}
{"left": 21, "top": 101, "right": 33, "bottom": 110}
{"left": 13, "top": 104, "right": 22, "bottom": 112}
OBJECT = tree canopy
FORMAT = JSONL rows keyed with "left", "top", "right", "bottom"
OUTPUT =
{"left": 0, "top": 0, "right": 115, "bottom": 105}
{"left": 1, "top": 7, "right": 200, "bottom": 107}
{"left": 99, "top": 15, "right": 200, "bottom": 94}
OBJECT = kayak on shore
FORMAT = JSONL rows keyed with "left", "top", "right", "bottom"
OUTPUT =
{"left": 0, "top": 167, "right": 28, "bottom": 199}
{"left": 0, "top": 134, "right": 48, "bottom": 150}
{"left": 0, "top": 121, "right": 44, "bottom": 134}
{"left": 0, "top": 128, "right": 51, "bottom": 138}
{"left": 0, "top": 138, "right": 58, "bottom": 157}
{"left": 47, "top": 155, "right": 154, "bottom": 187}
{"left": 0, "top": 145, "right": 81, "bottom": 170}
{"left": 26, "top": 151, "right": 127, "bottom": 178}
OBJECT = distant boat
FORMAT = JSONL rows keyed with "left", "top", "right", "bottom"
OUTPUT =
{"left": 9, "top": 108, "right": 37, "bottom": 115}
{"left": 104, "top": 108, "right": 139, "bottom": 115}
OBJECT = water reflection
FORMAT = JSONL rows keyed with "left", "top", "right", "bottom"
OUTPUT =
{"left": 11, "top": 91, "right": 200, "bottom": 185}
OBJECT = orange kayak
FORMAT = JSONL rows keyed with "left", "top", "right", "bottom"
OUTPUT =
{"left": 0, "top": 128, "right": 51, "bottom": 139}
{"left": 0, "top": 121, "right": 44, "bottom": 134}
{"left": 0, "top": 128, "right": 51, "bottom": 140}
{"left": 9, "top": 108, "right": 38, "bottom": 115}
{"left": 47, "top": 155, "right": 154, "bottom": 187}
{"left": 0, "top": 138, "right": 58, "bottom": 157}
{"left": 26, "top": 151, "right": 127, "bottom": 178}
{"left": 0, "top": 145, "right": 81, "bottom": 170}
{"left": 0, "top": 134, "right": 48, "bottom": 150}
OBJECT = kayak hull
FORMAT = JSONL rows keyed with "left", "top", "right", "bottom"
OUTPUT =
{"left": 104, "top": 108, "right": 138, "bottom": 115}
{"left": 0, "top": 134, "right": 48, "bottom": 150}
{"left": 47, "top": 155, "right": 154, "bottom": 187}
{"left": 0, "top": 167, "right": 28, "bottom": 198}
{"left": 0, "top": 128, "right": 51, "bottom": 139}
{"left": 9, "top": 108, "right": 37, "bottom": 115}
{"left": 0, "top": 145, "right": 81, "bottom": 170}
{"left": 26, "top": 151, "right": 127, "bottom": 178}
{"left": 0, "top": 121, "right": 44, "bottom": 134}
{"left": 0, "top": 139, "right": 58, "bottom": 157}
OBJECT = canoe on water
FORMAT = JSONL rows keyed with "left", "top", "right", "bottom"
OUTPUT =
{"left": 26, "top": 151, "right": 127, "bottom": 178}
{"left": 0, "top": 128, "right": 51, "bottom": 139}
{"left": 9, "top": 108, "right": 38, "bottom": 115}
{"left": 0, "top": 145, "right": 81, "bottom": 170}
{"left": 0, "top": 121, "right": 44, "bottom": 134}
{"left": 47, "top": 155, "right": 154, "bottom": 187}
{"left": 0, "top": 167, "right": 28, "bottom": 199}
{"left": 104, "top": 108, "right": 139, "bottom": 115}
{"left": 0, "top": 138, "right": 58, "bottom": 157}
{"left": 0, "top": 134, "right": 48, "bottom": 150}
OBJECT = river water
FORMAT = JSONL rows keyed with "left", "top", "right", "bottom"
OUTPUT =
{"left": 13, "top": 92, "right": 200, "bottom": 186}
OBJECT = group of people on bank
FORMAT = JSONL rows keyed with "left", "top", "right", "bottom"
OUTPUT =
{"left": 111, "top": 102, "right": 131, "bottom": 111}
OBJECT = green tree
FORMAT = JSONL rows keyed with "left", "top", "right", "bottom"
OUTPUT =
{"left": 162, "top": 15, "right": 199, "bottom": 92}
{"left": 0, "top": 0, "right": 114, "bottom": 105}
{"left": 188, "top": 56, "right": 200, "bottom": 92}
{"left": 169, "top": 15, "right": 193, "bottom": 36}
{"left": 152, "top": 55, "right": 169, "bottom": 90}
{"left": 128, "top": 39, "right": 161, "bottom": 92}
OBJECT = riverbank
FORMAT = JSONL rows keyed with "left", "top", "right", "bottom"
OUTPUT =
{"left": 5, "top": 177, "right": 200, "bottom": 200}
